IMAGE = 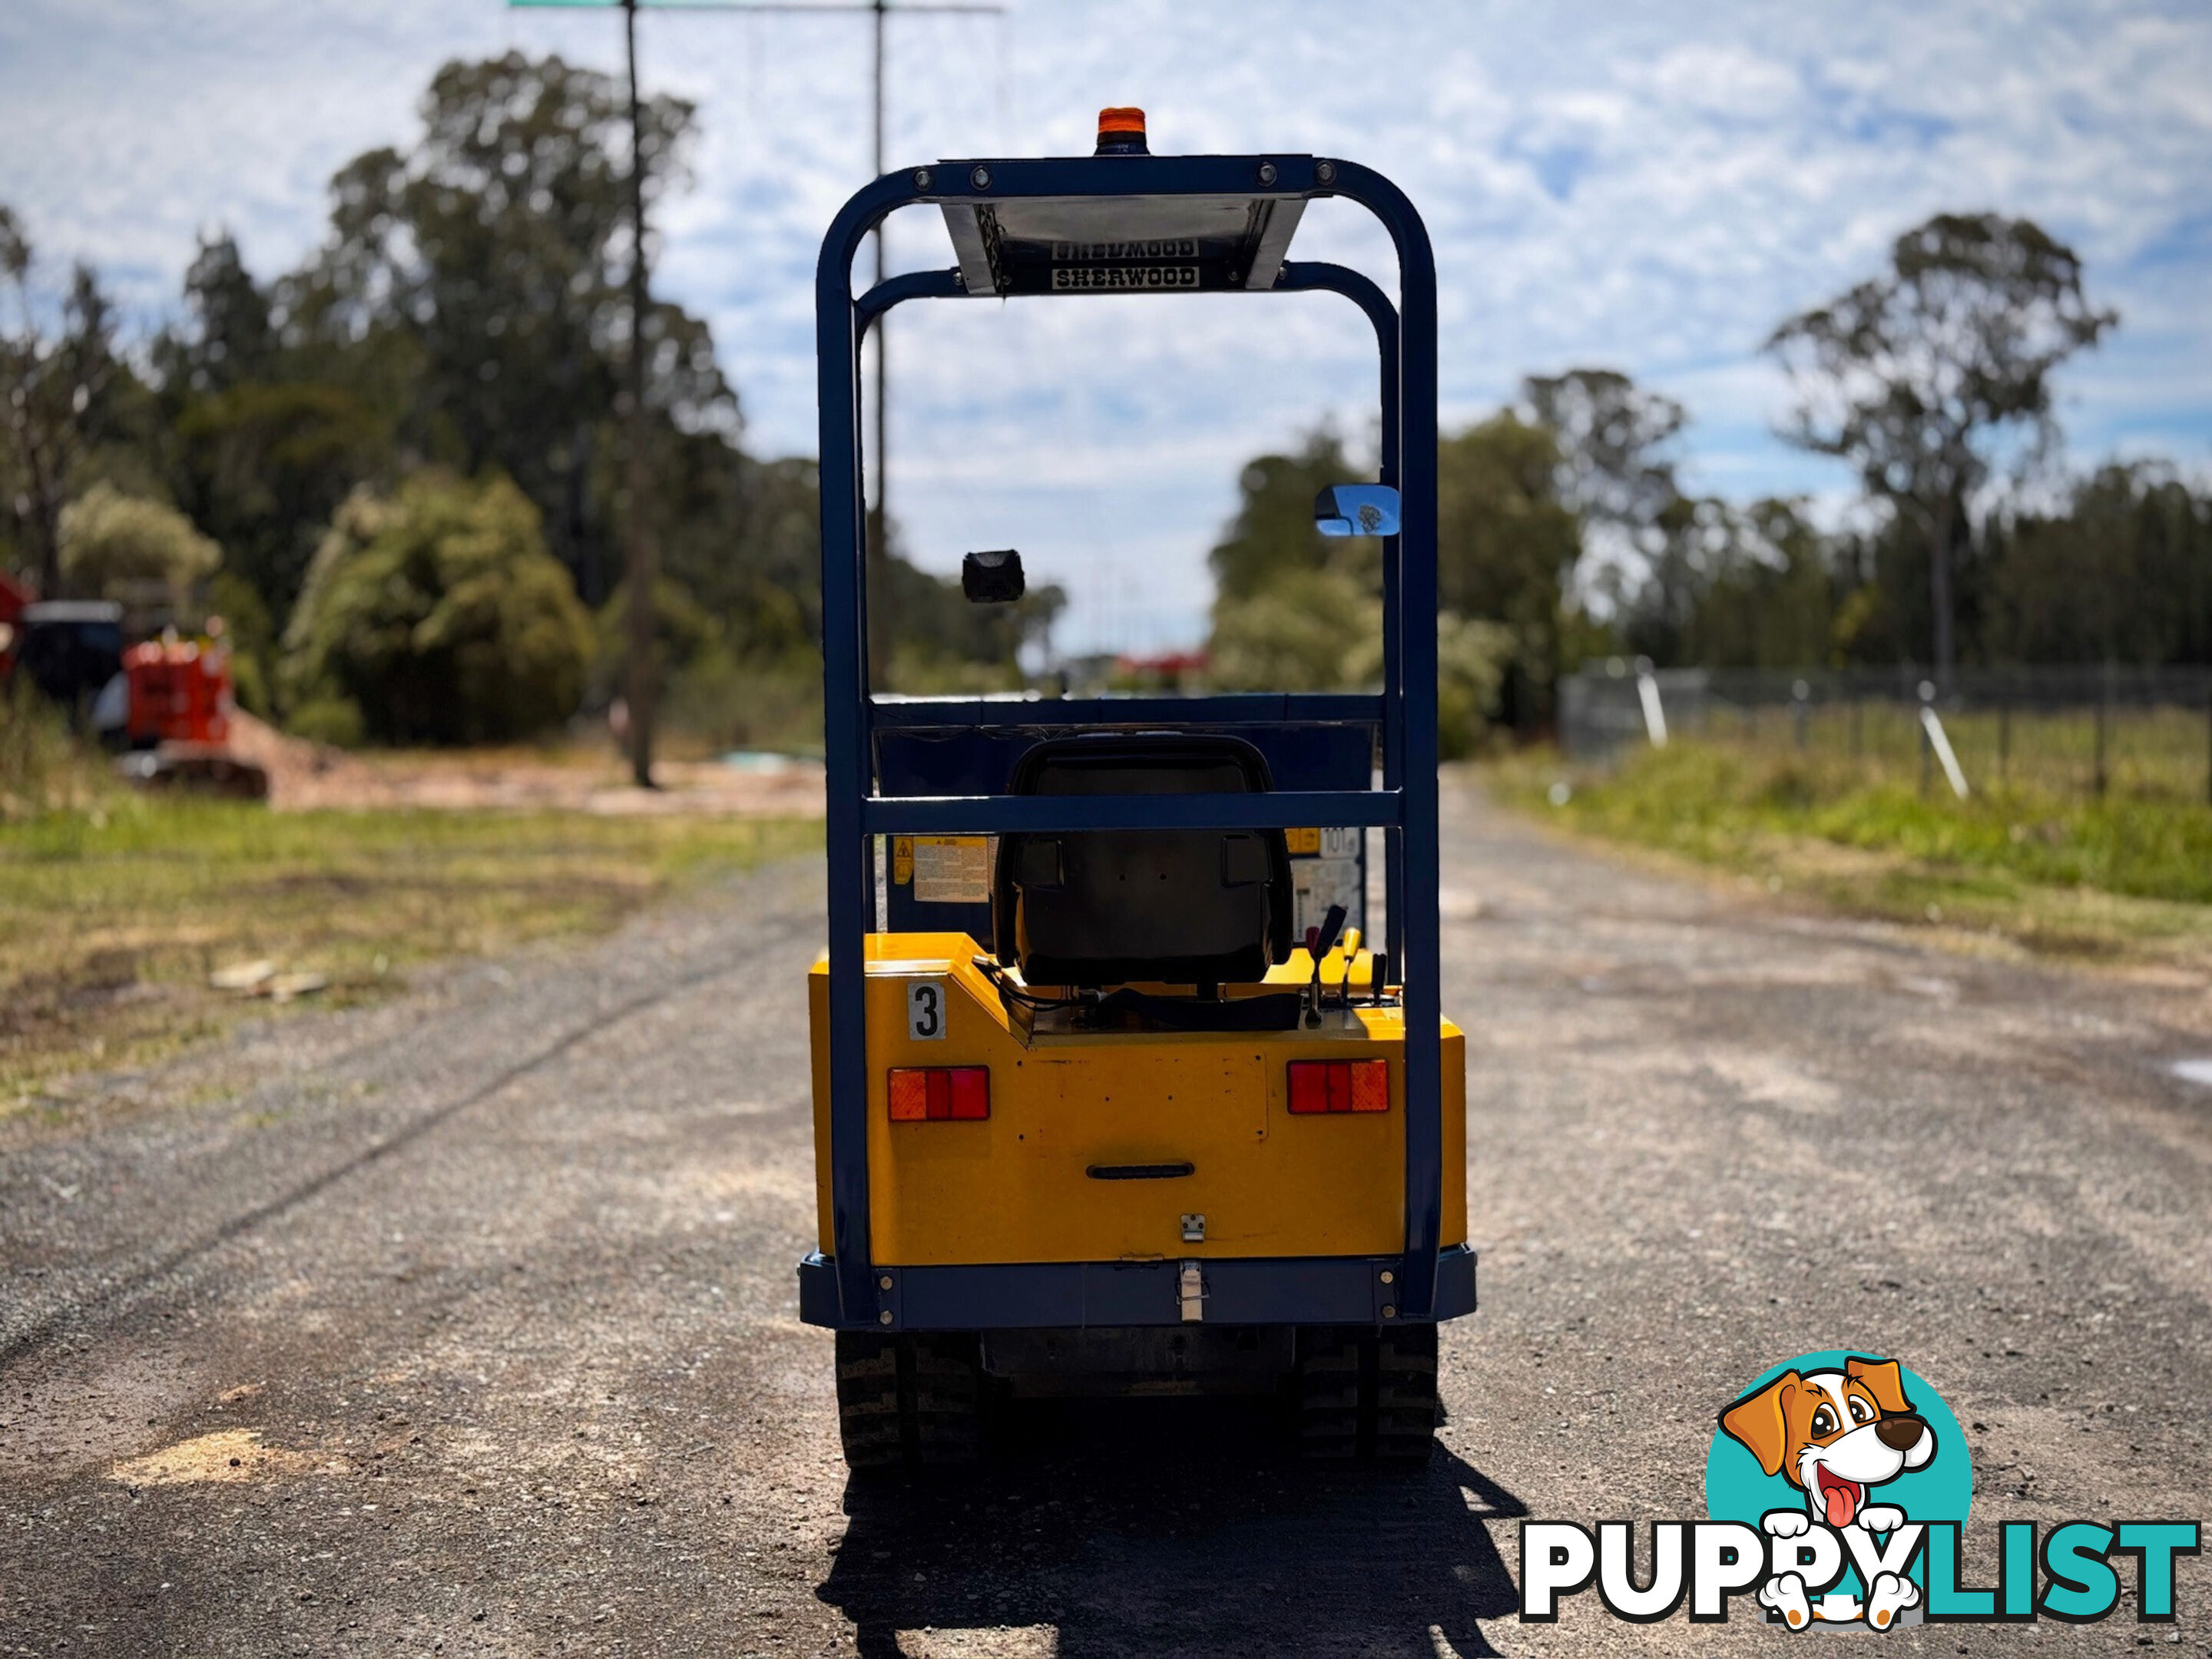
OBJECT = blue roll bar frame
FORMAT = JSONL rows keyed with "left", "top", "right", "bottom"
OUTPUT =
{"left": 813, "top": 152, "right": 1444, "bottom": 1333}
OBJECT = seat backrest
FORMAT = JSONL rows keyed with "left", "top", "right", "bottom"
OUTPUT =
{"left": 992, "top": 733, "right": 1293, "bottom": 986}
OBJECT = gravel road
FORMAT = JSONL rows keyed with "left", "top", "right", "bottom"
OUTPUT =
{"left": 5, "top": 781, "right": 2210, "bottom": 1657}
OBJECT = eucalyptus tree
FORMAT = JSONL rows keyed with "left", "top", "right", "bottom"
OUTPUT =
{"left": 1767, "top": 213, "right": 2113, "bottom": 683}
{"left": 284, "top": 52, "right": 723, "bottom": 605}
{"left": 0, "top": 207, "right": 125, "bottom": 596}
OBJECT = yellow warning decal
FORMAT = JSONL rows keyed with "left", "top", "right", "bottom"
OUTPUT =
{"left": 1285, "top": 827, "right": 1322, "bottom": 856}
{"left": 912, "top": 836, "right": 993, "bottom": 904}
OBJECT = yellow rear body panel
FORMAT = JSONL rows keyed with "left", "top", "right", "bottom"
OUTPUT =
{"left": 809, "top": 933, "right": 1466, "bottom": 1267}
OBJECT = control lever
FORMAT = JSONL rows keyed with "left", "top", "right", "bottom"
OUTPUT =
{"left": 1302, "top": 904, "right": 1348, "bottom": 1028}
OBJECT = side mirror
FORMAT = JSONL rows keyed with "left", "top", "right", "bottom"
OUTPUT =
{"left": 1313, "top": 484, "right": 1401, "bottom": 538}
{"left": 962, "top": 548, "right": 1026, "bottom": 603}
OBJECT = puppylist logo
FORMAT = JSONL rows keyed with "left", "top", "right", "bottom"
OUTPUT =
{"left": 1520, "top": 1350, "right": 2200, "bottom": 1630}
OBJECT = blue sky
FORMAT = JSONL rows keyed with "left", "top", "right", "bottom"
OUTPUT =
{"left": 5, "top": 0, "right": 2208, "bottom": 651}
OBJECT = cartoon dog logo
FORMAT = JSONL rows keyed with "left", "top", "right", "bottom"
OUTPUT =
{"left": 1719, "top": 1356, "right": 1936, "bottom": 1629}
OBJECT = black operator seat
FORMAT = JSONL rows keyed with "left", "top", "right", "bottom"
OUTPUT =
{"left": 992, "top": 733, "right": 1295, "bottom": 988}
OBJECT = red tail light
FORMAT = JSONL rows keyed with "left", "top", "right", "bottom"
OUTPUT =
{"left": 888, "top": 1066, "right": 990, "bottom": 1121}
{"left": 1287, "top": 1058, "right": 1389, "bottom": 1114}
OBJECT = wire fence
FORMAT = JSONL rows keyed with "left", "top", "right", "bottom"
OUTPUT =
{"left": 1560, "top": 661, "right": 2212, "bottom": 805}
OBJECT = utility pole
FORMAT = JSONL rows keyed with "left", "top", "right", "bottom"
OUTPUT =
{"left": 717, "top": 0, "right": 1005, "bottom": 687}
{"left": 621, "top": 0, "right": 657, "bottom": 788}
{"left": 512, "top": 0, "right": 998, "bottom": 750}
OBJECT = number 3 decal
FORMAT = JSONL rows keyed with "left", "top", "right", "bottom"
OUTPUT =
{"left": 907, "top": 981, "right": 946, "bottom": 1041}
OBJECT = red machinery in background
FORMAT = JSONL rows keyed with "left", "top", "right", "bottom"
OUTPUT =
{"left": 0, "top": 570, "right": 30, "bottom": 680}
{"left": 113, "top": 628, "right": 267, "bottom": 798}
{"left": 2, "top": 593, "right": 269, "bottom": 797}
{"left": 122, "top": 634, "right": 233, "bottom": 747}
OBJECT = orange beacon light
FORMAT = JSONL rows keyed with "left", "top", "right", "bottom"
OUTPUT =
{"left": 1094, "top": 107, "right": 1147, "bottom": 156}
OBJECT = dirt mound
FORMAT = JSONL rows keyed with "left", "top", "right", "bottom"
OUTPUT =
{"left": 223, "top": 711, "right": 823, "bottom": 817}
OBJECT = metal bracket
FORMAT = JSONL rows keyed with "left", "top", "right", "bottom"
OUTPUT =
{"left": 1177, "top": 1260, "right": 1206, "bottom": 1323}
{"left": 1180, "top": 1213, "right": 1206, "bottom": 1243}
{"left": 1373, "top": 1261, "right": 1399, "bottom": 1323}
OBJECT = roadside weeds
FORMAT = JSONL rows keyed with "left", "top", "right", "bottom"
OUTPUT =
{"left": 1, "top": 799, "right": 821, "bottom": 1111}
{"left": 1484, "top": 746, "right": 2212, "bottom": 982}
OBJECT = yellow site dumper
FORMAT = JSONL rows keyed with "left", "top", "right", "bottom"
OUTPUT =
{"left": 797, "top": 109, "right": 1472, "bottom": 1470}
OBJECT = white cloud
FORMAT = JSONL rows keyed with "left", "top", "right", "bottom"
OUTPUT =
{"left": 3, "top": 0, "right": 2208, "bottom": 651}
{"left": 1636, "top": 44, "right": 1800, "bottom": 121}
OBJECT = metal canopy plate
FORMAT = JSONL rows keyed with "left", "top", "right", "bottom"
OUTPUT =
{"left": 942, "top": 190, "right": 1307, "bottom": 296}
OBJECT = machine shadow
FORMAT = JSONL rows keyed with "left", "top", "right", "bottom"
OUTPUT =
{"left": 817, "top": 1396, "right": 1525, "bottom": 1658}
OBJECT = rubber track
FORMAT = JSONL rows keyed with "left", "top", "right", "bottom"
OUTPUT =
{"left": 907, "top": 1333, "right": 985, "bottom": 1465}
{"left": 1373, "top": 1324, "right": 1440, "bottom": 1463}
{"left": 834, "top": 1331, "right": 985, "bottom": 1472}
{"left": 833, "top": 1332, "right": 906, "bottom": 1469}
{"left": 1293, "top": 1329, "right": 1365, "bottom": 1459}
{"left": 1295, "top": 1326, "right": 1437, "bottom": 1463}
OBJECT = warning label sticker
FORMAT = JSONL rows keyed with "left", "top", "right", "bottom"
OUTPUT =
{"left": 1292, "top": 857, "right": 1363, "bottom": 939}
{"left": 911, "top": 836, "right": 994, "bottom": 905}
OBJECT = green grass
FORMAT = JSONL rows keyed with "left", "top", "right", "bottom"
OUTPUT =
{"left": 1, "top": 792, "right": 820, "bottom": 1108}
{"left": 1495, "top": 739, "right": 2212, "bottom": 964}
